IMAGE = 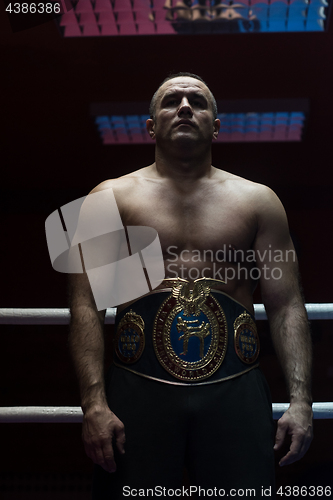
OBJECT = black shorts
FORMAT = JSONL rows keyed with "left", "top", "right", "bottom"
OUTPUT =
{"left": 92, "top": 365, "right": 275, "bottom": 500}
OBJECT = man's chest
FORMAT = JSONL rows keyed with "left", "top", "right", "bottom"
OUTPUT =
{"left": 118, "top": 186, "right": 258, "bottom": 257}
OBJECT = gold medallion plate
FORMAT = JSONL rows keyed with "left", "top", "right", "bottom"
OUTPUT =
{"left": 234, "top": 311, "right": 260, "bottom": 364}
{"left": 115, "top": 310, "right": 145, "bottom": 364}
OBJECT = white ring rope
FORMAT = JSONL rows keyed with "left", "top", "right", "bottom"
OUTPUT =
{"left": 0, "top": 403, "right": 332, "bottom": 422}
{"left": 1, "top": 304, "right": 333, "bottom": 324}
{"left": 1, "top": 306, "right": 332, "bottom": 422}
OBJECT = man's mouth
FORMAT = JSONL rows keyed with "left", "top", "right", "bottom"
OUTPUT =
{"left": 175, "top": 120, "right": 195, "bottom": 127}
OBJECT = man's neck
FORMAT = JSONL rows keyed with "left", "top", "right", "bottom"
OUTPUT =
{"left": 154, "top": 145, "right": 214, "bottom": 182}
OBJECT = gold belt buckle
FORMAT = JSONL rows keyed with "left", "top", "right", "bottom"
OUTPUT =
{"left": 153, "top": 278, "right": 228, "bottom": 382}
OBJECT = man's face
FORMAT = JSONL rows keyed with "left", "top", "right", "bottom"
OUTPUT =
{"left": 147, "top": 77, "right": 220, "bottom": 145}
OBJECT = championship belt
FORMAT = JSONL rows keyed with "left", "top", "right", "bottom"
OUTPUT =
{"left": 114, "top": 278, "right": 260, "bottom": 385}
{"left": 153, "top": 278, "right": 228, "bottom": 382}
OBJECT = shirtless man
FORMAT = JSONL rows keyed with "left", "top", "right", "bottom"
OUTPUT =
{"left": 68, "top": 73, "right": 313, "bottom": 499}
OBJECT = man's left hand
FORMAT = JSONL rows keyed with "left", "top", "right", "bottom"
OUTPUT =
{"left": 274, "top": 402, "right": 313, "bottom": 466}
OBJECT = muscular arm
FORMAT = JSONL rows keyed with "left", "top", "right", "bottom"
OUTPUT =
{"left": 253, "top": 186, "right": 313, "bottom": 466}
{"left": 267, "top": 280, "right": 312, "bottom": 408}
{"left": 68, "top": 272, "right": 107, "bottom": 411}
{"left": 66, "top": 180, "right": 128, "bottom": 472}
{"left": 68, "top": 269, "right": 125, "bottom": 473}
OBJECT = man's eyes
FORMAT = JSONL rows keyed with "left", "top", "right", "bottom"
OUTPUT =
{"left": 192, "top": 100, "right": 205, "bottom": 107}
{"left": 165, "top": 99, "right": 205, "bottom": 107}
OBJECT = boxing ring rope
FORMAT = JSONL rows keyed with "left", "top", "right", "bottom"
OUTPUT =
{"left": 0, "top": 403, "right": 332, "bottom": 423}
{"left": 1, "top": 303, "right": 333, "bottom": 324}
{"left": 1, "top": 304, "right": 332, "bottom": 423}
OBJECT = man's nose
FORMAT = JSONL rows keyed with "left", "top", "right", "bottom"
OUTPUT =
{"left": 178, "top": 97, "right": 193, "bottom": 116}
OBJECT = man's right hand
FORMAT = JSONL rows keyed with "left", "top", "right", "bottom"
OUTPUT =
{"left": 82, "top": 404, "right": 125, "bottom": 473}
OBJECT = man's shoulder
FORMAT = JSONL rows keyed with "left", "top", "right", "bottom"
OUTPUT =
{"left": 215, "top": 168, "right": 278, "bottom": 201}
{"left": 89, "top": 165, "right": 153, "bottom": 195}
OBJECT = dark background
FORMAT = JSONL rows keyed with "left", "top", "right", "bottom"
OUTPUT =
{"left": 1, "top": 3, "right": 333, "bottom": 498}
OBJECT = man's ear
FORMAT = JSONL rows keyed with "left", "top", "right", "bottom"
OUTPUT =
{"left": 212, "top": 118, "right": 220, "bottom": 140}
{"left": 146, "top": 119, "right": 156, "bottom": 140}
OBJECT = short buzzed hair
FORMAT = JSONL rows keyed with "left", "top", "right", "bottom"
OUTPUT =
{"left": 149, "top": 72, "right": 218, "bottom": 121}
